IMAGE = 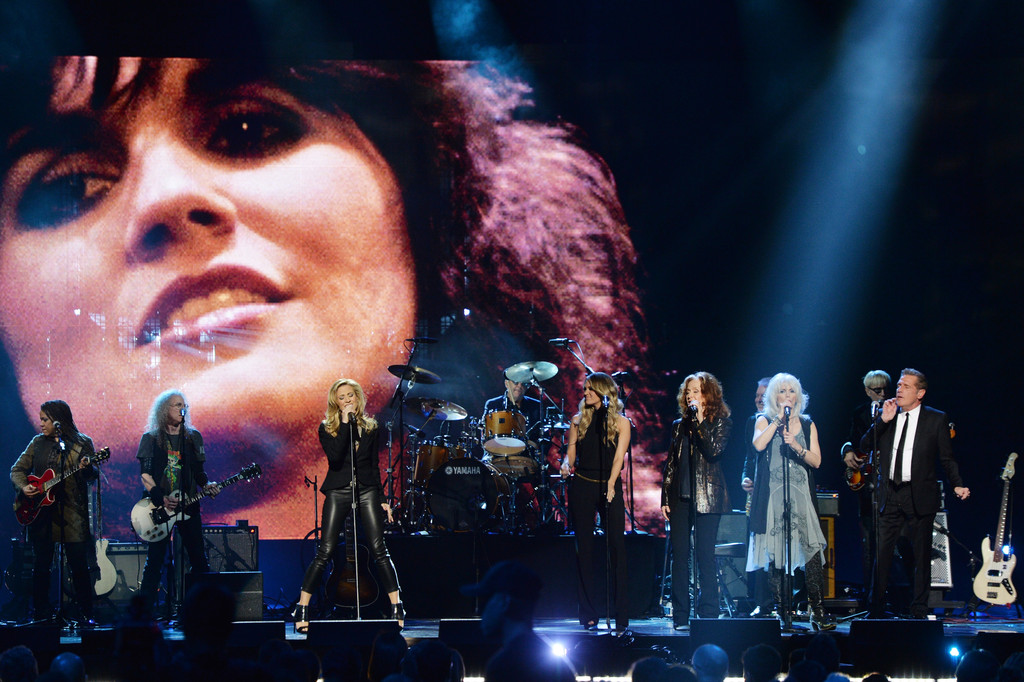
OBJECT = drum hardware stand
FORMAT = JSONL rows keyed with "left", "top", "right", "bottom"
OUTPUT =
{"left": 382, "top": 338, "right": 439, "bottom": 524}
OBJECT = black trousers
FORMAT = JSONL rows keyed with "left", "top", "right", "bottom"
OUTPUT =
{"left": 668, "top": 504, "right": 721, "bottom": 621}
{"left": 140, "top": 507, "right": 209, "bottom": 611}
{"left": 871, "top": 483, "right": 934, "bottom": 615}
{"left": 301, "top": 485, "right": 400, "bottom": 595}
{"left": 569, "top": 477, "right": 628, "bottom": 627}
{"left": 32, "top": 536, "right": 94, "bottom": 618}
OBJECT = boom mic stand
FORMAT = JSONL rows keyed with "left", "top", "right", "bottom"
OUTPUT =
{"left": 347, "top": 416, "right": 362, "bottom": 620}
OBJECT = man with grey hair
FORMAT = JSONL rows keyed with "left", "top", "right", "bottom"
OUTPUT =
{"left": 841, "top": 370, "right": 891, "bottom": 588}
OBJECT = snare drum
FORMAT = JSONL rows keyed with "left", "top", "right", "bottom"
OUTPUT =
{"left": 412, "top": 437, "right": 465, "bottom": 485}
{"left": 427, "top": 458, "right": 510, "bottom": 531}
{"left": 482, "top": 409, "right": 527, "bottom": 455}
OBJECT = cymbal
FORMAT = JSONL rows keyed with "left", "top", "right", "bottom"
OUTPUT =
{"left": 388, "top": 364, "right": 441, "bottom": 384}
{"left": 504, "top": 360, "right": 558, "bottom": 384}
{"left": 405, "top": 397, "right": 468, "bottom": 421}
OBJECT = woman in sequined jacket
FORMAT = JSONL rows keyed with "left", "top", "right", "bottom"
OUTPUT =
{"left": 660, "top": 372, "right": 731, "bottom": 627}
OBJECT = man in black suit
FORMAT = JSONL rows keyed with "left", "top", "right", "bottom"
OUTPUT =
{"left": 860, "top": 368, "right": 970, "bottom": 618}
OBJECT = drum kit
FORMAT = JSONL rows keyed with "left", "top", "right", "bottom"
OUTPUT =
{"left": 392, "top": 360, "right": 572, "bottom": 534}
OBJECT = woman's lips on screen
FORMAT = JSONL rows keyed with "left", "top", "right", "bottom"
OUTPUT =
{"left": 136, "top": 266, "right": 291, "bottom": 347}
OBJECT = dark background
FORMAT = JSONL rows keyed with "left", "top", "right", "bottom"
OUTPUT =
{"left": 2, "top": 0, "right": 1022, "bottom": 603}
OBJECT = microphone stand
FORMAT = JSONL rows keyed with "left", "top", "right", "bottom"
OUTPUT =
{"left": 778, "top": 411, "right": 804, "bottom": 632}
{"left": 686, "top": 410, "right": 698, "bottom": 625}
{"left": 600, "top": 400, "right": 613, "bottom": 632}
{"left": 54, "top": 431, "right": 70, "bottom": 630}
{"left": 347, "top": 416, "right": 361, "bottom": 620}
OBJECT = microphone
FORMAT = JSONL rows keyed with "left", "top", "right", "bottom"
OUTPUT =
{"left": 871, "top": 401, "right": 880, "bottom": 418}
{"left": 180, "top": 408, "right": 186, "bottom": 417}
{"left": 548, "top": 338, "right": 574, "bottom": 348}
{"left": 405, "top": 337, "right": 437, "bottom": 344}
{"left": 783, "top": 406, "right": 791, "bottom": 430}
{"left": 53, "top": 421, "right": 66, "bottom": 451}
{"left": 602, "top": 394, "right": 610, "bottom": 409}
{"left": 688, "top": 404, "right": 698, "bottom": 416}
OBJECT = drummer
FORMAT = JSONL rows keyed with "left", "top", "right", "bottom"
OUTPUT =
{"left": 483, "top": 372, "right": 543, "bottom": 429}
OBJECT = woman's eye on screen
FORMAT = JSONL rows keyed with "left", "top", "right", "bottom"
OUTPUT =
{"left": 203, "top": 104, "right": 307, "bottom": 159}
{"left": 16, "top": 156, "right": 119, "bottom": 230}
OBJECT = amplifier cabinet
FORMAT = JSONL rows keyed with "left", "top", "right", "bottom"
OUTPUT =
{"left": 175, "top": 524, "right": 259, "bottom": 572}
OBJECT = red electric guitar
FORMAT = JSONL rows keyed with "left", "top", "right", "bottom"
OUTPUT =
{"left": 14, "top": 448, "right": 111, "bottom": 525}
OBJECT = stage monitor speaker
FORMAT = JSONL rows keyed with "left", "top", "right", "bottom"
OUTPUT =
{"left": 691, "top": 618, "right": 781, "bottom": 675}
{"left": 0, "top": 624, "right": 60, "bottom": 653}
{"left": 716, "top": 510, "right": 749, "bottom": 601}
{"left": 818, "top": 516, "right": 836, "bottom": 599}
{"left": 183, "top": 571, "right": 263, "bottom": 621}
{"left": 306, "top": 619, "right": 401, "bottom": 648}
{"left": 974, "top": 631, "right": 1024, "bottom": 663}
{"left": 931, "top": 511, "right": 953, "bottom": 588}
{"left": 850, "top": 619, "right": 948, "bottom": 677}
{"left": 438, "top": 618, "right": 486, "bottom": 647}
{"left": 226, "top": 621, "right": 287, "bottom": 649}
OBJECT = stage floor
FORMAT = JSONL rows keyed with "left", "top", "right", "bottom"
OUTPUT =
{"left": 5, "top": 610, "right": 1020, "bottom": 681}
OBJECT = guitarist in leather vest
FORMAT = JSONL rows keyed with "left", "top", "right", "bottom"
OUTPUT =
{"left": 10, "top": 399, "right": 98, "bottom": 624}
{"left": 136, "top": 389, "right": 220, "bottom": 614}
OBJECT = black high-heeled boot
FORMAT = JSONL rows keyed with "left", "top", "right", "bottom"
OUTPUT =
{"left": 290, "top": 603, "right": 310, "bottom": 634}
{"left": 391, "top": 601, "right": 405, "bottom": 627}
{"left": 806, "top": 554, "right": 836, "bottom": 632}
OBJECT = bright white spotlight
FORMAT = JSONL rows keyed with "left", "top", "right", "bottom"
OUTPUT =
{"left": 949, "top": 646, "right": 960, "bottom": 658}
{"left": 551, "top": 642, "right": 568, "bottom": 658}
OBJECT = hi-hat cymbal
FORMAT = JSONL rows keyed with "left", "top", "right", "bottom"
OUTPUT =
{"left": 504, "top": 360, "right": 558, "bottom": 384}
{"left": 388, "top": 364, "right": 442, "bottom": 384}
{"left": 405, "top": 397, "right": 468, "bottom": 421}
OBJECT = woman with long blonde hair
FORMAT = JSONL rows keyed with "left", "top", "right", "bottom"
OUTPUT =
{"left": 292, "top": 378, "right": 402, "bottom": 633}
{"left": 560, "top": 372, "right": 631, "bottom": 631}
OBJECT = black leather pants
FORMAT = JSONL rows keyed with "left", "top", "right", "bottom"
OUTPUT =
{"left": 301, "top": 486, "right": 400, "bottom": 595}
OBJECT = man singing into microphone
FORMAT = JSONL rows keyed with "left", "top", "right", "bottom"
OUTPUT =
{"left": 10, "top": 400, "right": 98, "bottom": 624}
{"left": 860, "top": 369, "right": 969, "bottom": 619}
{"left": 840, "top": 370, "right": 891, "bottom": 590}
{"left": 136, "top": 389, "right": 220, "bottom": 616}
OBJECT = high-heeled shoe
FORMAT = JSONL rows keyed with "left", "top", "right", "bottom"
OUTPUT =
{"left": 290, "top": 603, "right": 310, "bottom": 634}
{"left": 810, "top": 606, "right": 836, "bottom": 632}
{"left": 391, "top": 601, "right": 405, "bottom": 628}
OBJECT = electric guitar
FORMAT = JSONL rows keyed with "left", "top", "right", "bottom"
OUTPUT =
{"left": 14, "top": 447, "right": 111, "bottom": 525}
{"left": 130, "top": 463, "right": 262, "bottom": 542}
{"left": 972, "top": 452, "right": 1018, "bottom": 604}
{"left": 90, "top": 469, "right": 116, "bottom": 597}
{"left": 326, "top": 514, "right": 379, "bottom": 608}
{"left": 844, "top": 449, "right": 873, "bottom": 491}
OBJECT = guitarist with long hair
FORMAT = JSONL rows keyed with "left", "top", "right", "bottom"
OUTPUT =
{"left": 136, "top": 389, "right": 220, "bottom": 615}
{"left": 10, "top": 399, "right": 98, "bottom": 625}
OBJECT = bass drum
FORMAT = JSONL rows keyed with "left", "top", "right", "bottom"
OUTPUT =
{"left": 427, "top": 458, "right": 509, "bottom": 531}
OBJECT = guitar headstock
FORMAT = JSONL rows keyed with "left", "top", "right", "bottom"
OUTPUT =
{"left": 1001, "top": 452, "right": 1018, "bottom": 481}
{"left": 240, "top": 463, "right": 262, "bottom": 481}
{"left": 93, "top": 447, "right": 111, "bottom": 464}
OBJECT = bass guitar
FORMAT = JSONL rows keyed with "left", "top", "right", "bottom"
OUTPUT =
{"left": 972, "top": 452, "right": 1018, "bottom": 605}
{"left": 90, "top": 467, "right": 116, "bottom": 597}
{"left": 130, "top": 463, "right": 262, "bottom": 542}
{"left": 14, "top": 448, "right": 111, "bottom": 525}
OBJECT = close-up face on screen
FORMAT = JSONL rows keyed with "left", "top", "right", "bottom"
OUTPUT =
{"left": 0, "top": 56, "right": 657, "bottom": 539}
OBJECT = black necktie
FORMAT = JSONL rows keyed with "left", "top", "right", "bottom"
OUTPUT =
{"left": 893, "top": 413, "right": 909, "bottom": 484}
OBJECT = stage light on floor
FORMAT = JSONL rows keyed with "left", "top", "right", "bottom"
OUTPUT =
{"left": 551, "top": 642, "right": 568, "bottom": 658}
{"left": 949, "top": 646, "right": 960, "bottom": 658}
